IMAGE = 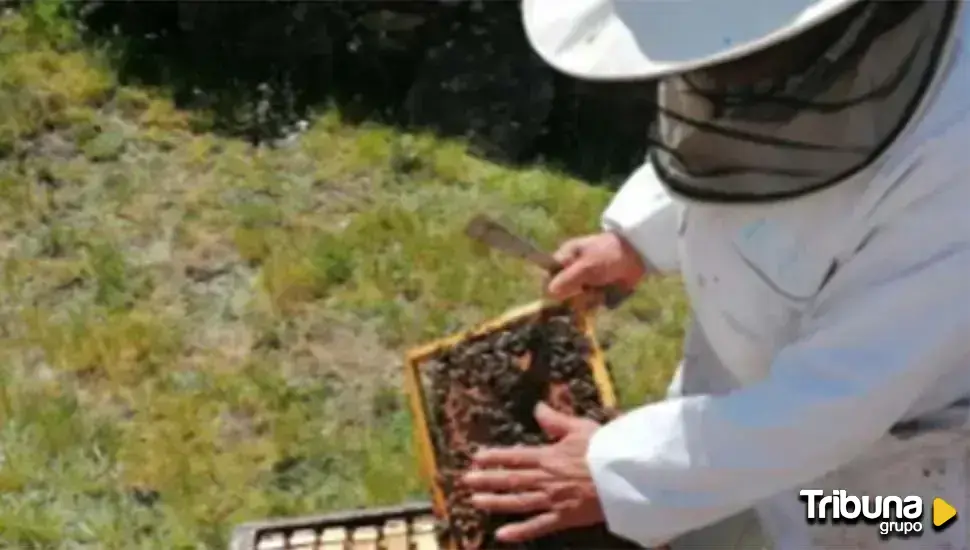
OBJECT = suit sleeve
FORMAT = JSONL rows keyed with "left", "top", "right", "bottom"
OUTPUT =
{"left": 585, "top": 223, "right": 970, "bottom": 547}
{"left": 601, "top": 161, "right": 682, "bottom": 275}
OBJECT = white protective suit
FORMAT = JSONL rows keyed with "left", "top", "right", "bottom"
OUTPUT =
{"left": 586, "top": 4, "right": 970, "bottom": 550}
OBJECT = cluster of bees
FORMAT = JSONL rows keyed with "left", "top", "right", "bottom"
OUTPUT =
{"left": 421, "top": 306, "right": 635, "bottom": 549}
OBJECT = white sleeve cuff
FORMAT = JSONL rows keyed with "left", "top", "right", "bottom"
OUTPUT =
{"left": 600, "top": 161, "right": 682, "bottom": 274}
{"left": 586, "top": 412, "right": 679, "bottom": 549}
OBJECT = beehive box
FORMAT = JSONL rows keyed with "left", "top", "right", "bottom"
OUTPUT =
{"left": 404, "top": 297, "right": 641, "bottom": 550}
{"left": 228, "top": 501, "right": 445, "bottom": 550}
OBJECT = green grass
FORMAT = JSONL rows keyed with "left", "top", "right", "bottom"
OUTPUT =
{"left": 0, "top": 5, "right": 687, "bottom": 549}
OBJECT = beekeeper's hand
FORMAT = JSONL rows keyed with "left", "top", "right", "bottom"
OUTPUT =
{"left": 463, "top": 402, "right": 606, "bottom": 542}
{"left": 546, "top": 231, "right": 648, "bottom": 301}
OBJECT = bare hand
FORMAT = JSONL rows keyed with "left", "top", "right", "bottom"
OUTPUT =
{"left": 462, "top": 403, "right": 608, "bottom": 543}
{"left": 546, "top": 232, "right": 648, "bottom": 301}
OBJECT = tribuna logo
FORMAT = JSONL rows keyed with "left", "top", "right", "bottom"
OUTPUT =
{"left": 799, "top": 489, "right": 924, "bottom": 537}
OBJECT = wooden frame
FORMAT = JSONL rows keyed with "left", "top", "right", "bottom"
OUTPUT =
{"left": 403, "top": 297, "right": 619, "bottom": 550}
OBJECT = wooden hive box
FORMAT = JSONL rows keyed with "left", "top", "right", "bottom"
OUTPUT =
{"left": 228, "top": 501, "right": 445, "bottom": 550}
{"left": 404, "top": 297, "right": 640, "bottom": 550}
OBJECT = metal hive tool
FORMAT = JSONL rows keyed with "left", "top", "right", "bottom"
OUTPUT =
{"left": 463, "top": 214, "right": 634, "bottom": 310}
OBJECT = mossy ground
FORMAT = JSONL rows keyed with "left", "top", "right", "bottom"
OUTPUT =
{"left": 0, "top": 4, "right": 687, "bottom": 549}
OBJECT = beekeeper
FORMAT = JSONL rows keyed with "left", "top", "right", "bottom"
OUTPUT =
{"left": 461, "top": 1, "right": 970, "bottom": 548}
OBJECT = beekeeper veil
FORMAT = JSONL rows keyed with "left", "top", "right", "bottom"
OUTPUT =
{"left": 523, "top": 0, "right": 959, "bottom": 201}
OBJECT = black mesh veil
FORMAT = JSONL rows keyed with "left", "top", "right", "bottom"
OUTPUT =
{"left": 648, "top": 0, "right": 959, "bottom": 202}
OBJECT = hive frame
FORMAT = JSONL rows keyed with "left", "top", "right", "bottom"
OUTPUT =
{"left": 403, "top": 297, "right": 618, "bottom": 550}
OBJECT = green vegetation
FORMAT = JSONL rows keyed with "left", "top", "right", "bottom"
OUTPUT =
{"left": 0, "top": 3, "right": 686, "bottom": 548}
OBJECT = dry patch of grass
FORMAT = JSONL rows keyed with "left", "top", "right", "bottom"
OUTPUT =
{"left": 0, "top": 4, "right": 686, "bottom": 548}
